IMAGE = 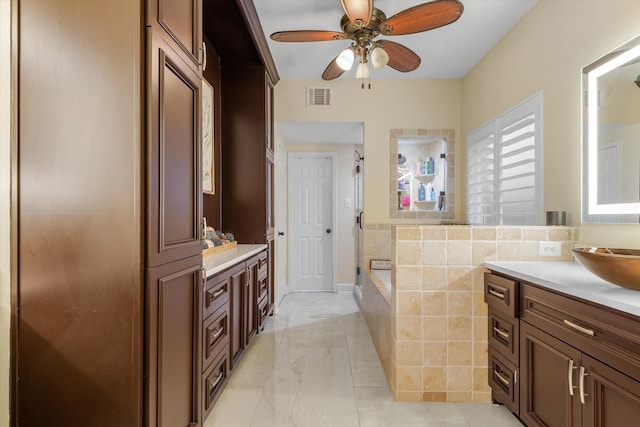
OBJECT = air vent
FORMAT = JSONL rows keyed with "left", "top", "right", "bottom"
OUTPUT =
{"left": 307, "top": 87, "right": 331, "bottom": 107}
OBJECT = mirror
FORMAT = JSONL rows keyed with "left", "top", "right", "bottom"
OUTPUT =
{"left": 390, "top": 129, "right": 455, "bottom": 219}
{"left": 583, "top": 35, "right": 640, "bottom": 223}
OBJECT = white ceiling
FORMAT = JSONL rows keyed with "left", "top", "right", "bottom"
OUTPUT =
{"left": 253, "top": 0, "right": 537, "bottom": 144}
{"left": 253, "top": 0, "right": 537, "bottom": 80}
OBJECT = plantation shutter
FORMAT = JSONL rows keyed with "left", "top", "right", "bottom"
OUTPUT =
{"left": 467, "top": 92, "right": 543, "bottom": 225}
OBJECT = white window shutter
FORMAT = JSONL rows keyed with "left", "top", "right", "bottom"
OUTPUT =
{"left": 467, "top": 92, "right": 543, "bottom": 225}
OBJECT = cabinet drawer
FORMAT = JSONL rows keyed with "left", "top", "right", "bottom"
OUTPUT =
{"left": 520, "top": 283, "right": 640, "bottom": 380}
{"left": 489, "top": 310, "right": 520, "bottom": 366}
{"left": 484, "top": 273, "right": 517, "bottom": 317}
{"left": 257, "top": 252, "right": 268, "bottom": 277}
{"left": 202, "top": 349, "right": 229, "bottom": 421}
{"left": 257, "top": 272, "right": 268, "bottom": 301}
{"left": 204, "top": 271, "right": 229, "bottom": 320}
{"left": 203, "top": 305, "right": 229, "bottom": 371}
{"left": 489, "top": 347, "right": 519, "bottom": 416}
{"left": 257, "top": 295, "right": 269, "bottom": 332}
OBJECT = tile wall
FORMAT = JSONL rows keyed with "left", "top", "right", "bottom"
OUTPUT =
{"left": 361, "top": 224, "right": 578, "bottom": 402}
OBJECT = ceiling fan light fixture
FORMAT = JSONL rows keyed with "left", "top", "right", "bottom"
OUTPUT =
{"left": 370, "top": 46, "right": 389, "bottom": 69}
{"left": 356, "top": 61, "right": 370, "bottom": 79}
{"left": 336, "top": 47, "right": 355, "bottom": 71}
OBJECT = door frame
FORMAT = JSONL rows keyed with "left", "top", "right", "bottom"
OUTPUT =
{"left": 274, "top": 141, "right": 288, "bottom": 305}
{"left": 287, "top": 151, "right": 337, "bottom": 292}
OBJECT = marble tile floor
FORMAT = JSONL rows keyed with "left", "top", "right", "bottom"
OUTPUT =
{"left": 205, "top": 292, "right": 522, "bottom": 427}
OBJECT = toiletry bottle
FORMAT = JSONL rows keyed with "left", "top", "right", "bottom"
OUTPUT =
{"left": 420, "top": 161, "right": 425, "bottom": 176}
{"left": 430, "top": 186, "right": 436, "bottom": 201}
{"left": 418, "top": 183, "right": 426, "bottom": 201}
{"left": 427, "top": 157, "right": 434, "bottom": 174}
{"left": 438, "top": 191, "right": 446, "bottom": 210}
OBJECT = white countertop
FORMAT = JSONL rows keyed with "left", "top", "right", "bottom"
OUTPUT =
{"left": 485, "top": 261, "right": 640, "bottom": 317}
{"left": 203, "top": 244, "right": 268, "bottom": 277}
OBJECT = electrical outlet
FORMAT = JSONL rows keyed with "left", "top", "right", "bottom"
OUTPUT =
{"left": 539, "top": 241, "right": 562, "bottom": 257}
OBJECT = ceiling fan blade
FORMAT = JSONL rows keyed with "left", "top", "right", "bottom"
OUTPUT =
{"left": 380, "top": 40, "right": 421, "bottom": 72}
{"left": 322, "top": 56, "right": 346, "bottom": 81}
{"left": 270, "top": 30, "right": 349, "bottom": 42}
{"left": 340, "top": 0, "right": 373, "bottom": 25}
{"left": 379, "top": 0, "right": 463, "bottom": 36}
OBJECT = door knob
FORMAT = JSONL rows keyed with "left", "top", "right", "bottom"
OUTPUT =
{"left": 326, "top": 228, "right": 332, "bottom": 234}
{"left": 278, "top": 231, "right": 285, "bottom": 236}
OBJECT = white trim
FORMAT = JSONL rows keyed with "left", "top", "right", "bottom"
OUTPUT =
{"left": 335, "top": 283, "right": 354, "bottom": 293}
{"left": 288, "top": 152, "right": 338, "bottom": 292}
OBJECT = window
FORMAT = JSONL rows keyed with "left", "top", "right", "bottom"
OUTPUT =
{"left": 467, "top": 92, "right": 543, "bottom": 225}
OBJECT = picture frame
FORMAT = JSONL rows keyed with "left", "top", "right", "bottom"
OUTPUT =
{"left": 202, "top": 78, "right": 214, "bottom": 194}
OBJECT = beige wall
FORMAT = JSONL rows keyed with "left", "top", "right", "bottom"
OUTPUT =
{"left": 0, "top": 0, "right": 12, "bottom": 424}
{"left": 285, "top": 143, "right": 356, "bottom": 286}
{"left": 462, "top": 0, "right": 640, "bottom": 246}
{"left": 274, "top": 79, "right": 463, "bottom": 224}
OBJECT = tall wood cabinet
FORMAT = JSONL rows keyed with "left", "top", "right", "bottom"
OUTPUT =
{"left": 145, "top": 0, "right": 203, "bottom": 426}
{"left": 14, "top": 0, "right": 276, "bottom": 424}
{"left": 221, "top": 66, "right": 275, "bottom": 314}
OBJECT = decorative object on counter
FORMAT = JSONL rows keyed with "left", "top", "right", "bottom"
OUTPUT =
{"left": 202, "top": 225, "right": 237, "bottom": 255}
{"left": 572, "top": 247, "right": 640, "bottom": 290}
{"left": 546, "top": 210, "right": 566, "bottom": 226}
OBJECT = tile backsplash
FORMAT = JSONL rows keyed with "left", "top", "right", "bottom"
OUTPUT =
{"left": 361, "top": 224, "right": 578, "bottom": 402}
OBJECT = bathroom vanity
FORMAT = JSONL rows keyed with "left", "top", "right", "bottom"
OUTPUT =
{"left": 484, "top": 262, "right": 640, "bottom": 427}
{"left": 201, "top": 244, "right": 269, "bottom": 421}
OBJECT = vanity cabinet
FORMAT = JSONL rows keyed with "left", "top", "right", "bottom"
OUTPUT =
{"left": 485, "top": 270, "right": 640, "bottom": 427}
{"left": 201, "top": 247, "right": 269, "bottom": 422}
{"left": 485, "top": 273, "right": 520, "bottom": 415}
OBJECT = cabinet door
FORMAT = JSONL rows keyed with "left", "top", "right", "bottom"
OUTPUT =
{"left": 245, "top": 256, "right": 258, "bottom": 344}
{"left": 520, "top": 322, "right": 581, "bottom": 427}
{"left": 147, "top": 29, "right": 202, "bottom": 268}
{"left": 146, "top": 255, "right": 202, "bottom": 427}
{"left": 146, "top": 0, "right": 202, "bottom": 69}
{"left": 229, "top": 263, "right": 246, "bottom": 369}
{"left": 582, "top": 355, "right": 640, "bottom": 427}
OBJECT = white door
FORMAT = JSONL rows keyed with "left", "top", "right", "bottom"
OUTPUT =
{"left": 289, "top": 153, "right": 334, "bottom": 291}
{"left": 275, "top": 143, "right": 288, "bottom": 303}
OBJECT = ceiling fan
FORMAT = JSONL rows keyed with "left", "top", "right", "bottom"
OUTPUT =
{"left": 269, "top": 0, "right": 464, "bottom": 85}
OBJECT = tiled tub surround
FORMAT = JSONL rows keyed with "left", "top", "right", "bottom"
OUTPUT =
{"left": 361, "top": 224, "right": 578, "bottom": 402}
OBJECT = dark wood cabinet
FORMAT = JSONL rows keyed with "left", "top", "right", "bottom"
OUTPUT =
{"left": 245, "top": 255, "right": 259, "bottom": 344}
{"left": 221, "top": 66, "right": 275, "bottom": 314}
{"left": 201, "top": 247, "right": 269, "bottom": 422}
{"left": 145, "top": 255, "right": 203, "bottom": 427}
{"left": 520, "top": 321, "right": 581, "bottom": 427}
{"left": 146, "top": 28, "right": 202, "bottom": 268}
{"left": 581, "top": 355, "right": 640, "bottom": 427}
{"left": 229, "top": 262, "right": 246, "bottom": 368}
{"left": 147, "top": 0, "right": 202, "bottom": 70}
{"left": 486, "top": 270, "right": 640, "bottom": 427}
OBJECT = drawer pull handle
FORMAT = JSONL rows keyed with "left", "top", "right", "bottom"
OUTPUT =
{"left": 579, "top": 366, "right": 589, "bottom": 404}
{"left": 494, "top": 370, "right": 510, "bottom": 387}
{"left": 210, "top": 327, "right": 224, "bottom": 341}
{"left": 259, "top": 259, "right": 267, "bottom": 267}
{"left": 563, "top": 319, "right": 595, "bottom": 336}
{"left": 211, "top": 288, "right": 225, "bottom": 299}
{"left": 568, "top": 359, "right": 577, "bottom": 396}
{"left": 488, "top": 288, "right": 506, "bottom": 299}
{"left": 492, "top": 326, "right": 510, "bottom": 341}
{"left": 209, "top": 372, "right": 224, "bottom": 391}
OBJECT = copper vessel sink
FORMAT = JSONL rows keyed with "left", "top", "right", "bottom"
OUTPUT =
{"left": 572, "top": 247, "right": 640, "bottom": 290}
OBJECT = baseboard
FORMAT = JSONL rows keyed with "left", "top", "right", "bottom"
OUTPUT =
{"left": 335, "top": 283, "right": 354, "bottom": 293}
